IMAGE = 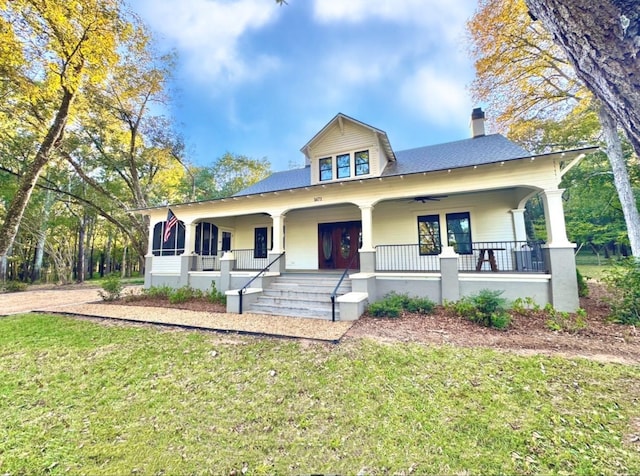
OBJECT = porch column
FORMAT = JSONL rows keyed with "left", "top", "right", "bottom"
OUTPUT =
{"left": 271, "top": 214, "right": 285, "bottom": 253}
{"left": 541, "top": 189, "right": 579, "bottom": 311}
{"left": 144, "top": 220, "right": 155, "bottom": 288}
{"left": 182, "top": 221, "right": 196, "bottom": 255}
{"left": 439, "top": 246, "right": 460, "bottom": 303}
{"left": 268, "top": 214, "right": 286, "bottom": 273}
{"left": 510, "top": 208, "right": 527, "bottom": 242}
{"left": 359, "top": 205, "right": 375, "bottom": 273}
{"left": 146, "top": 220, "right": 155, "bottom": 256}
{"left": 541, "top": 189, "right": 571, "bottom": 247}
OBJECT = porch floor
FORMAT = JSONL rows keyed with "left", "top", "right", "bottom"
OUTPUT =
{"left": 37, "top": 302, "right": 354, "bottom": 342}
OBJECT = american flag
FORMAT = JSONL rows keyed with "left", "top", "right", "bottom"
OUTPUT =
{"left": 163, "top": 208, "right": 178, "bottom": 243}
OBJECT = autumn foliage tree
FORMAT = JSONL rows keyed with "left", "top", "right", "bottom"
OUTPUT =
{"left": 0, "top": 0, "right": 133, "bottom": 258}
{"left": 468, "top": 0, "right": 640, "bottom": 257}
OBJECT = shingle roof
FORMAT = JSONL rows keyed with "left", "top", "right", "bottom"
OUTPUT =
{"left": 385, "top": 134, "right": 531, "bottom": 175}
{"left": 234, "top": 134, "right": 532, "bottom": 197}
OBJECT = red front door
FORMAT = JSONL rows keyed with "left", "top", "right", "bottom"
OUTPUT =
{"left": 318, "top": 221, "right": 361, "bottom": 269}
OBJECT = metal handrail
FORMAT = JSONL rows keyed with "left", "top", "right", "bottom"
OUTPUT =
{"left": 237, "top": 252, "right": 285, "bottom": 314}
{"left": 330, "top": 252, "right": 359, "bottom": 322}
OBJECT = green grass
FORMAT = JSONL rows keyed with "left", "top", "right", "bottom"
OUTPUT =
{"left": 1, "top": 314, "right": 639, "bottom": 475}
{"left": 575, "top": 253, "right": 613, "bottom": 281}
{"left": 577, "top": 264, "right": 610, "bottom": 281}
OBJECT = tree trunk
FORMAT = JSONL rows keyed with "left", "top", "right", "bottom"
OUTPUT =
{"left": 599, "top": 106, "right": 640, "bottom": 257}
{"left": 32, "top": 188, "right": 54, "bottom": 282}
{"left": 525, "top": 0, "right": 640, "bottom": 157}
{"left": 77, "top": 214, "right": 86, "bottom": 283}
{"left": 0, "top": 88, "right": 75, "bottom": 258}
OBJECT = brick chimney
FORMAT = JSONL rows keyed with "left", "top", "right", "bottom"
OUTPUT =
{"left": 470, "top": 107, "right": 486, "bottom": 138}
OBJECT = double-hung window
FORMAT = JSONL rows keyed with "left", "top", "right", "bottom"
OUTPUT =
{"left": 319, "top": 157, "right": 332, "bottom": 181}
{"left": 318, "top": 149, "right": 370, "bottom": 181}
{"left": 446, "top": 212, "right": 472, "bottom": 254}
{"left": 355, "top": 150, "right": 370, "bottom": 176}
{"left": 417, "top": 215, "right": 441, "bottom": 255}
{"left": 337, "top": 153, "right": 350, "bottom": 179}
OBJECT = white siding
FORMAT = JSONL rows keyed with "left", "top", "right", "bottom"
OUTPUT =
{"left": 308, "top": 121, "right": 379, "bottom": 185}
{"left": 373, "top": 190, "right": 518, "bottom": 247}
{"left": 151, "top": 256, "right": 181, "bottom": 274}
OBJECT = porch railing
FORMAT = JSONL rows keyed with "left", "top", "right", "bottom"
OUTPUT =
{"left": 233, "top": 249, "right": 269, "bottom": 271}
{"left": 188, "top": 249, "right": 268, "bottom": 272}
{"left": 375, "top": 241, "right": 547, "bottom": 273}
{"left": 189, "top": 255, "right": 221, "bottom": 271}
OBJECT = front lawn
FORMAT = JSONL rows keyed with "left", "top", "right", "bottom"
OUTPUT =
{"left": 1, "top": 314, "right": 639, "bottom": 475}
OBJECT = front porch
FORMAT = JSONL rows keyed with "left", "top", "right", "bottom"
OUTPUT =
{"left": 144, "top": 238, "right": 566, "bottom": 321}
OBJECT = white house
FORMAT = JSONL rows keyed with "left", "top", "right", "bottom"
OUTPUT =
{"left": 137, "top": 110, "right": 596, "bottom": 320}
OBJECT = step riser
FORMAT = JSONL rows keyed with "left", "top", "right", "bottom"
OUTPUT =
{"left": 245, "top": 274, "right": 351, "bottom": 320}
{"left": 263, "top": 290, "right": 348, "bottom": 299}
{"left": 249, "top": 305, "right": 338, "bottom": 320}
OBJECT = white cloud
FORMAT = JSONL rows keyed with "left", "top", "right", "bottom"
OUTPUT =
{"left": 400, "top": 66, "right": 472, "bottom": 127}
{"left": 130, "top": 0, "right": 280, "bottom": 84}
{"left": 312, "top": 0, "right": 474, "bottom": 35}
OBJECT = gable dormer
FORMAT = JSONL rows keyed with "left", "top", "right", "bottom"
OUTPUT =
{"left": 301, "top": 113, "right": 396, "bottom": 185}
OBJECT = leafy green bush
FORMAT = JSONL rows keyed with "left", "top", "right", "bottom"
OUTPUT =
{"left": 448, "top": 289, "right": 511, "bottom": 330}
{"left": 545, "top": 305, "right": 587, "bottom": 333}
{"left": 603, "top": 259, "right": 640, "bottom": 325}
{"left": 208, "top": 282, "right": 226, "bottom": 305}
{"left": 98, "top": 274, "right": 123, "bottom": 301}
{"left": 367, "top": 301, "right": 401, "bottom": 318}
{"left": 3, "top": 280, "right": 28, "bottom": 293}
{"left": 168, "top": 286, "right": 203, "bottom": 304}
{"left": 144, "top": 285, "right": 173, "bottom": 299}
{"left": 511, "top": 296, "right": 541, "bottom": 313}
{"left": 367, "top": 292, "right": 436, "bottom": 318}
{"left": 576, "top": 268, "right": 589, "bottom": 297}
{"left": 404, "top": 296, "right": 436, "bottom": 314}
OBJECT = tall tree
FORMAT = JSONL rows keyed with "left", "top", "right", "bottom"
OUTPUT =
{"left": 469, "top": 0, "right": 640, "bottom": 256}
{"left": 525, "top": 0, "right": 640, "bottom": 160}
{"left": 0, "top": 0, "right": 132, "bottom": 258}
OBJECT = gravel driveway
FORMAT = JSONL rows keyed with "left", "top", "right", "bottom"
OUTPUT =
{"left": 0, "top": 285, "right": 352, "bottom": 341}
{"left": 0, "top": 285, "right": 119, "bottom": 315}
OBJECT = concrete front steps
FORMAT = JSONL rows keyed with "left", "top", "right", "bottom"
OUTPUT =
{"left": 245, "top": 273, "right": 352, "bottom": 320}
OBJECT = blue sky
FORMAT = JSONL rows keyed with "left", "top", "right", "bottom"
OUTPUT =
{"left": 128, "top": 0, "right": 480, "bottom": 172}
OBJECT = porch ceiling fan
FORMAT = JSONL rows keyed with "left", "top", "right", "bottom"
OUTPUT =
{"left": 411, "top": 195, "right": 448, "bottom": 203}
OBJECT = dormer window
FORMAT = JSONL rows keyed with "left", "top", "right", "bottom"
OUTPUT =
{"left": 355, "top": 150, "right": 370, "bottom": 176}
{"left": 319, "top": 157, "right": 332, "bottom": 181}
{"left": 337, "top": 153, "right": 350, "bottom": 178}
{"left": 317, "top": 149, "right": 370, "bottom": 182}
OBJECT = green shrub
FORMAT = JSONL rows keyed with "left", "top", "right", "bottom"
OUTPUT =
{"left": 98, "top": 274, "right": 123, "bottom": 301}
{"left": 367, "top": 301, "right": 401, "bottom": 318}
{"left": 404, "top": 296, "right": 436, "bottom": 314}
{"left": 3, "top": 280, "right": 28, "bottom": 293}
{"left": 367, "top": 292, "right": 436, "bottom": 318}
{"left": 511, "top": 296, "right": 541, "bottom": 313}
{"left": 144, "top": 285, "right": 173, "bottom": 299}
{"left": 576, "top": 268, "right": 589, "bottom": 297}
{"left": 449, "top": 289, "right": 511, "bottom": 330}
{"left": 545, "top": 305, "right": 588, "bottom": 333}
{"left": 208, "top": 282, "right": 226, "bottom": 305}
{"left": 603, "top": 259, "right": 640, "bottom": 325}
{"left": 168, "top": 286, "right": 202, "bottom": 304}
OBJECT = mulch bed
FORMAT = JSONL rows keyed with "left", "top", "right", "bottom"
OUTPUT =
{"left": 107, "top": 282, "right": 639, "bottom": 364}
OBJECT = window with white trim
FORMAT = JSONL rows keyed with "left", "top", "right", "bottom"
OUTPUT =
{"left": 317, "top": 149, "right": 370, "bottom": 181}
